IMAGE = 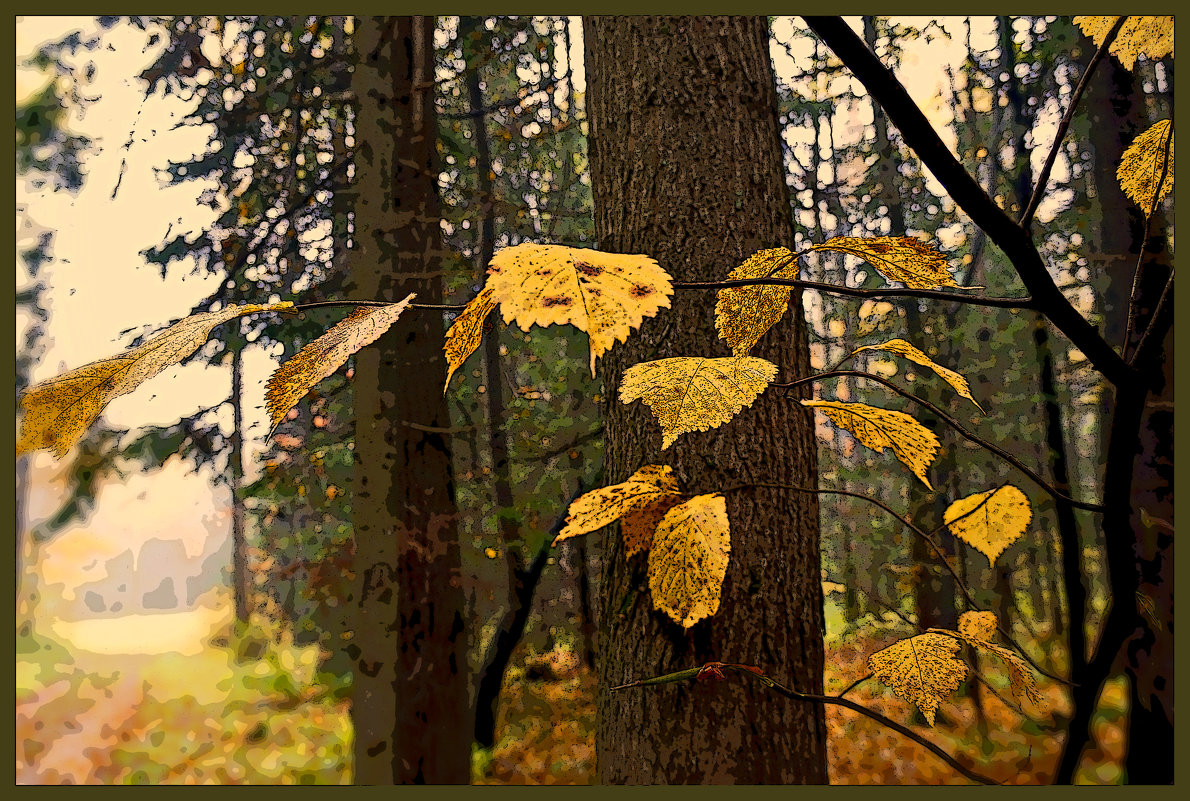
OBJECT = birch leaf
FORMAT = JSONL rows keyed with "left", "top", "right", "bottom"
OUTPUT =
{"left": 810, "top": 236, "right": 958, "bottom": 289}
{"left": 867, "top": 633, "right": 968, "bottom": 726}
{"left": 622, "top": 495, "right": 684, "bottom": 557}
{"left": 647, "top": 494, "right": 730, "bottom": 628}
{"left": 853, "top": 338, "right": 984, "bottom": 412}
{"left": 1117, "top": 119, "right": 1175, "bottom": 216}
{"left": 265, "top": 294, "right": 415, "bottom": 433}
{"left": 620, "top": 356, "right": 779, "bottom": 449}
{"left": 957, "top": 610, "right": 998, "bottom": 642}
{"left": 934, "top": 611, "right": 1045, "bottom": 712}
{"left": 714, "top": 247, "right": 799, "bottom": 356}
{"left": 553, "top": 464, "right": 683, "bottom": 544}
{"left": 443, "top": 287, "right": 497, "bottom": 393}
{"left": 943, "top": 484, "right": 1032, "bottom": 566}
{"left": 17, "top": 302, "right": 293, "bottom": 458}
{"left": 801, "top": 400, "right": 940, "bottom": 490}
{"left": 486, "top": 243, "right": 673, "bottom": 374}
{"left": 1074, "top": 16, "right": 1174, "bottom": 72}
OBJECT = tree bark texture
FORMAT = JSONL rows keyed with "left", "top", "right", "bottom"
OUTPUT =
{"left": 345, "top": 16, "right": 470, "bottom": 785}
{"left": 585, "top": 16, "right": 829, "bottom": 784}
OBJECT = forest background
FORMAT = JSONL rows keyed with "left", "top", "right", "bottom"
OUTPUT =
{"left": 13, "top": 13, "right": 1176, "bottom": 785}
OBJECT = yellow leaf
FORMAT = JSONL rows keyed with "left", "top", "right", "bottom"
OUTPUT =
{"left": 553, "top": 464, "right": 683, "bottom": 544}
{"left": 264, "top": 295, "right": 415, "bottom": 433}
{"left": 1074, "top": 16, "right": 1174, "bottom": 72}
{"left": 867, "top": 633, "right": 968, "bottom": 726}
{"left": 647, "top": 494, "right": 730, "bottom": 628}
{"left": 1117, "top": 118, "right": 1175, "bottom": 216}
{"left": 485, "top": 243, "right": 673, "bottom": 374}
{"left": 622, "top": 495, "right": 684, "bottom": 557}
{"left": 810, "top": 236, "right": 957, "bottom": 289}
{"left": 943, "top": 484, "right": 1031, "bottom": 566}
{"left": 801, "top": 400, "right": 940, "bottom": 489}
{"left": 933, "top": 611, "right": 1045, "bottom": 712}
{"left": 957, "top": 610, "right": 998, "bottom": 642}
{"left": 17, "top": 302, "right": 293, "bottom": 458}
{"left": 714, "top": 247, "right": 799, "bottom": 356}
{"left": 443, "top": 287, "right": 497, "bottom": 393}
{"left": 853, "top": 338, "right": 984, "bottom": 412}
{"left": 620, "top": 357, "right": 779, "bottom": 449}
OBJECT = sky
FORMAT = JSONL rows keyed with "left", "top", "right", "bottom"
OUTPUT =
{"left": 15, "top": 15, "right": 1046, "bottom": 644}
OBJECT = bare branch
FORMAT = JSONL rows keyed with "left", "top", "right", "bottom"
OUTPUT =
{"left": 673, "top": 277, "right": 1035, "bottom": 310}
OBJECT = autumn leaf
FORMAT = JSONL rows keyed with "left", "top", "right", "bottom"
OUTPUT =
{"left": 485, "top": 243, "right": 673, "bottom": 374}
{"left": 943, "top": 484, "right": 1031, "bottom": 566}
{"left": 443, "top": 287, "right": 497, "bottom": 393}
{"left": 1074, "top": 16, "right": 1174, "bottom": 72}
{"left": 553, "top": 464, "right": 684, "bottom": 545}
{"left": 647, "top": 494, "right": 730, "bottom": 628}
{"left": 1117, "top": 119, "right": 1175, "bottom": 216}
{"left": 622, "top": 496, "right": 684, "bottom": 557}
{"left": 17, "top": 302, "right": 293, "bottom": 458}
{"left": 620, "top": 356, "right": 779, "bottom": 449}
{"left": 867, "top": 633, "right": 968, "bottom": 726}
{"left": 264, "top": 294, "right": 415, "bottom": 433}
{"left": 853, "top": 338, "right": 984, "bottom": 412}
{"left": 932, "top": 611, "right": 1045, "bottom": 712}
{"left": 801, "top": 400, "right": 940, "bottom": 490}
{"left": 714, "top": 247, "right": 799, "bottom": 356}
{"left": 809, "top": 236, "right": 958, "bottom": 290}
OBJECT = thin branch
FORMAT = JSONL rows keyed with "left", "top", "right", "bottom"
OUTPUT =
{"left": 673, "top": 276, "right": 1034, "bottom": 310}
{"left": 722, "top": 482, "right": 1069, "bottom": 687}
{"left": 1122, "top": 120, "right": 1175, "bottom": 360}
{"left": 802, "top": 16, "right": 1131, "bottom": 388}
{"left": 612, "top": 662, "right": 1001, "bottom": 785}
{"left": 778, "top": 369, "right": 1105, "bottom": 512}
{"left": 1020, "top": 16, "right": 1127, "bottom": 230}
{"left": 836, "top": 672, "right": 872, "bottom": 699}
{"left": 292, "top": 299, "right": 466, "bottom": 312}
{"left": 1128, "top": 267, "right": 1174, "bottom": 367}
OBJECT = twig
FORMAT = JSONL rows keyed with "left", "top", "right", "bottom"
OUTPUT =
{"left": 1019, "top": 16, "right": 1127, "bottom": 230}
{"left": 673, "top": 277, "right": 1034, "bottom": 310}
{"left": 1122, "top": 120, "right": 1175, "bottom": 360}
{"left": 722, "top": 482, "right": 1069, "bottom": 687}
{"left": 801, "top": 16, "right": 1131, "bottom": 388}
{"left": 778, "top": 369, "right": 1105, "bottom": 512}
{"left": 612, "top": 661, "right": 1001, "bottom": 785}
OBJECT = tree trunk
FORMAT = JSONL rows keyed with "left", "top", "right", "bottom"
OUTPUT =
{"left": 345, "top": 15, "right": 470, "bottom": 785}
{"left": 585, "top": 16, "right": 829, "bottom": 784}
{"left": 229, "top": 333, "right": 250, "bottom": 622}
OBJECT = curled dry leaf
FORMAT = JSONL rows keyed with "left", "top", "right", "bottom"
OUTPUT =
{"left": 1074, "top": 16, "right": 1174, "bottom": 72}
{"left": 443, "top": 287, "right": 498, "bottom": 393}
{"left": 18, "top": 302, "right": 294, "bottom": 458}
{"left": 553, "top": 464, "right": 683, "bottom": 545}
{"left": 1117, "top": 119, "right": 1175, "bottom": 216}
{"left": 714, "top": 247, "right": 799, "bottom": 356}
{"left": 265, "top": 294, "right": 415, "bottom": 433}
{"left": 620, "top": 356, "right": 779, "bottom": 449}
{"left": 647, "top": 494, "right": 730, "bottom": 628}
{"left": 853, "top": 338, "right": 983, "bottom": 412}
{"left": 809, "top": 236, "right": 958, "bottom": 290}
{"left": 801, "top": 400, "right": 940, "bottom": 490}
{"left": 943, "top": 484, "right": 1031, "bottom": 566}
{"left": 867, "top": 633, "right": 968, "bottom": 726}
{"left": 486, "top": 243, "right": 673, "bottom": 374}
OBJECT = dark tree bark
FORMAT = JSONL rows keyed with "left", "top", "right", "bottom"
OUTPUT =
{"left": 344, "top": 16, "right": 470, "bottom": 785}
{"left": 228, "top": 332, "right": 250, "bottom": 622}
{"left": 585, "top": 16, "right": 829, "bottom": 784}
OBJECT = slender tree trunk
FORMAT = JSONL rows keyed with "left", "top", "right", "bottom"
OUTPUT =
{"left": 229, "top": 333, "right": 250, "bottom": 622}
{"left": 345, "top": 15, "right": 470, "bottom": 784}
{"left": 586, "top": 16, "right": 828, "bottom": 784}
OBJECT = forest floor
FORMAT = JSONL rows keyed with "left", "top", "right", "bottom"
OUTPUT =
{"left": 17, "top": 614, "right": 1127, "bottom": 785}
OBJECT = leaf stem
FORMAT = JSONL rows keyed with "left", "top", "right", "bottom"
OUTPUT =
{"left": 673, "top": 276, "right": 1034, "bottom": 310}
